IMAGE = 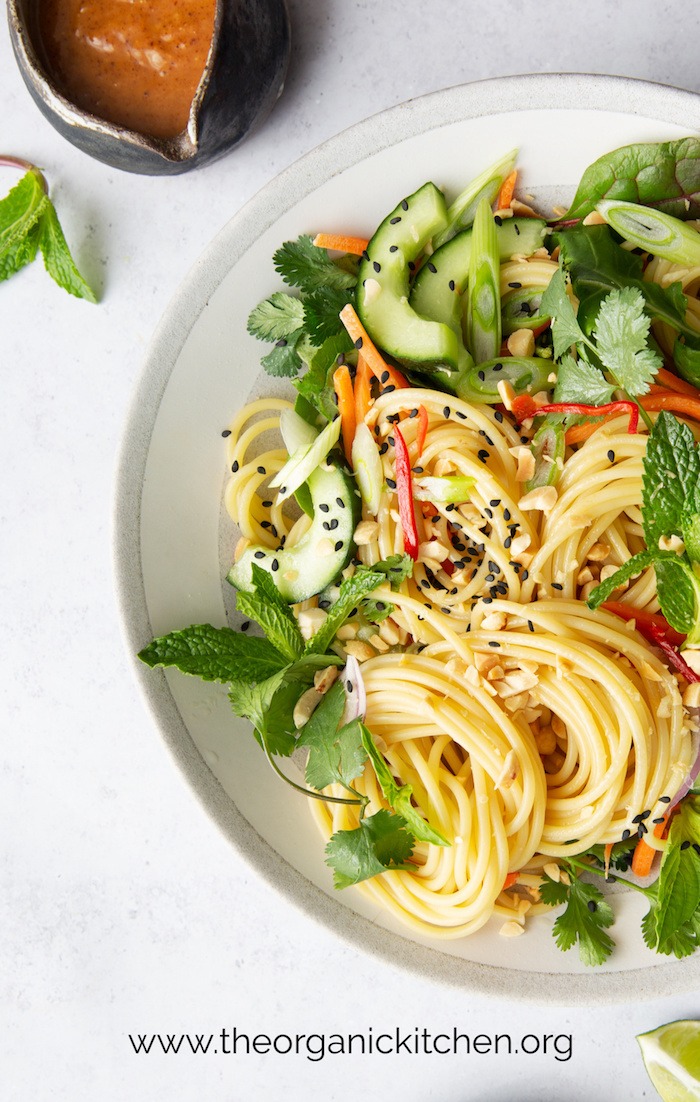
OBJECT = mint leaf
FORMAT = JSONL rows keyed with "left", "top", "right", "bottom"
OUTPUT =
{"left": 649, "top": 797, "right": 700, "bottom": 954}
{"left": 274, "top": 235, "right": 357, "bottom": 294}
{"left": 297, "top": 681, "right": 367, "bottom": 791}
{"left": 247, "top": 292, "right": 305, "bottom": 341}
{"left": 586, "top": 550, "right": 654, "bottom": 609}
{"left": 642, "top": 411, "right": 700, "bottom": 549}
{"left": 593, "top": 286, "right": 660, "bottom": 396}
{"left": 553, "top": 352, "right": 615, "bottom": 406}
{"left": 325, "top": 808, "right": 415, "bottom": 888}
{"left": 539, "top": 868, "right": 615, "bottom": 966}
{"left": 235, "top": 564, "right": 303, "bottom": 661}
{"left": 0, "top": 169, "right": 47, "bottom": 269}
{"left": 37, "top": 200, "right": 97, "bottom": 302}
{"left": 0, "top": 217, "right": 41, "bottom": 281}
{"left": 539, "top": 268, "right": 586, "bottom": 358}
{"left": 138, "top": 623, "right": 289, "bottom": 682}
{"left": 359, "top": 723, "right": 448, "bottom": 846}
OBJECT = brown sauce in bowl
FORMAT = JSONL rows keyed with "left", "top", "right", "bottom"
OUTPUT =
{"left": 38, "top": 0, "right": 217, "bottom": 139}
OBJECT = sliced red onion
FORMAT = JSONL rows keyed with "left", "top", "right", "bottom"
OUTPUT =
{"left": 341, "top": 654, "right": 366, "bottom": 724}
{"left": 667, "top": 724, "right": 700, "bottom": 811}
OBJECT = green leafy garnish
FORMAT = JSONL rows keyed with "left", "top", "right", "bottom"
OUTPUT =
{"left": 296, "top": 680, "right": 367, "bottom": 792}
{"left": 247, "top": 291, "right": 305, "bottom": 341}
{"left": 539, "top": 866, "right": 616, "bottom": 966}
{"left": 138, "top": 623, "right": 289, "bottom": 682}
{"left": 273, "top": 235, "right": 357, "bottom": 294}
{"left": 235, "top": 564, "right": 304, "bottom": 661}
{"left": 563, "top": 136, "right": 700, "bottom": 221}
{"left": 593, "top": 286, "right": 659, "bottom": 395}
{"left": 325, "top": 809, "right": 416, "bottom": 888}
{"left": 553, "top": 353, "right": 615, "bottom": 406}
{"left": 304, "top": 556, "right": 413, "bottom": 656}
{"left": 359, "top": 723, "right": 448, "bottom": 846}
{"left": 0, "top": 160, "right": 96, "bottom": 301}
{"left": 642, "top": 797, "right": 700, "bottom": 957}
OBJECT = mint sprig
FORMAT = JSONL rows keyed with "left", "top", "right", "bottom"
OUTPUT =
{"left": 0, "top": 159, "right": 96, "bottom": 301}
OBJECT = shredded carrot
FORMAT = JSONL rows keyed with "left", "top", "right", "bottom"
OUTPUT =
{"left": 565, "top": 416, "right": 615, "bottom": 444}
{"left": 313, "top": 233, "right": 369, "bottom": 256}
{"left": 496, "top": 169, "right": 517, "bottom": 211}
{"left": 631, "top": 812, "right": 672, "bottom": 878}
{"left": 339, "top": 303, "right": 409, "bottom": 391}
{"left": 641, "top": 390, "right": 700, "bottom": 424}
{"left": 603, "top": 843, "right": 614, "bottom": 877}
{"left": 416, "top": 404, "right": 429, "bottom": 455}
{"left": 655, "top": 366, "right": 700, "bottom": 397}
{"left": 354, "top": 354, "right": 373, "bottom": 426}
{"left": 333, "top": 363, "right": 356, "bottom": 466}
{"left": 502, "top": 871, "right": 520, "bottom": 891}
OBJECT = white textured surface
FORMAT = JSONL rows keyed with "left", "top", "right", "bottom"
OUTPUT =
{"left": 2, "top": 3, "right": 699, "bottom": 1100}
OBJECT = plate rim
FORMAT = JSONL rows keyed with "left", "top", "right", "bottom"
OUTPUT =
{"left": 114, "top": 72, "right": 700, "bottom": 1003}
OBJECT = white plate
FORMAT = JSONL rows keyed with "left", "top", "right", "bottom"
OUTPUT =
{"left": 115, "top": 74, "right": 700, "bottom": 1003}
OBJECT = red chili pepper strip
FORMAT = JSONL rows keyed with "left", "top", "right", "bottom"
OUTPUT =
{"left": 393, "top": 426, "right": 419, "bottom": 560}
{"left": 416, "top": 404, "right": 429, "bottom": 456}
{"left": 537, "top": 401, "right": 639, "bottom": 434}
{"left": 602, "top": 601, "right": 699, "bottom": 681}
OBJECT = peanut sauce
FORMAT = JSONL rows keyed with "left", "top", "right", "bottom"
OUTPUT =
{"left": 38, "top": 0, "right": 217, "bottom": 139}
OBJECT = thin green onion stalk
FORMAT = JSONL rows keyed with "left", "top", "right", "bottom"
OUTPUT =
{"left": 433, "top": 148, "right": 517, "bottom": 248}
{"left": 465, "top": 198, "right": 502, "bottom": 365}
{"left": 596, "top": 199, "right": 700, "bottom": 267}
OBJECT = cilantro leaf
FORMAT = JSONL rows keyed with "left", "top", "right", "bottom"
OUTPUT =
{"left": 539, "top": 268, "right": 586, "bottom": 358}
{"left": 325, "top": 808, "right": 415, "bottom": 888}
{"left": 37, "top": 200, "right": 97, "bottom": 303}
{"left": 274, "top": 235, "right": 357, "bottom": 294}
{"left": 654, "top": 557, "right": 700, "bottom": 638}
{"left": 539, "top": 868, "right": 615, "bottom": 966}
{"left": 586, "top": 550, "right": 654, "bottom": 609}
{"left": 138, "top": 623, "right": 289, "bottom": 682}
{"left": 642, "top": 411, "right": 700, "bottom": 549}
{"left": 593, "top": 287, "right": 660, "bottom": 396}
{"left": 359, "top": 723, "right": 448, "bottom": 845}
{"left": 297, "top": 681, "right": 367, "bottom": 791}
{"left": 228, "top": 668, "right": 298, "bottom": 757}
{"left": 235, "top": 564, "right": 303, "bottom": 661}
{"left": 304, "top": 557, "right": 413, "bottom": 656}
{"left": 293, "top": 331, "right": 353, "bottom": 421}
{"left": 247, "top": 292, "right": 305, "bottom": 342}
{"left": 553, "top": 352, "right": 615, "bottom": 406}
{"left": 260, "top": 328, "right": 305, "bottom": 377}
{"left": 303, "top": 286, "right": 355, "bottom": 344}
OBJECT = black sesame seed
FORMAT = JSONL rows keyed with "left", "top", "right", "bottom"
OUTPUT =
{"left": 508, "top": 281, "right": 522, "bottom": 289}
{"left": 494, "top": 214, "right": 503, "bottom": 226}
{"left": 449, "top": 279, "right": 456, "bottom": 291}
{"left": 527, "top": 620, "right": 535, "bottom": 632}
{"left": 494, "top": 410, "right": 504, "bottom": 423}
{"left": 681, "top": 840, "right": 691, "bottom": 850}
{"left": 521, "top": 570, "right": 529, "bottom": 581}
{"left": 552, "top": 582, "right": 563, "bottom": 591}
{"left": 257, "top": 465, "right": 267, "bottom": 475}
{"left": 382, "top": 384, "right": 396, "bottom": 395}
{"left": 271, "top": 558, "right": 279, "bottom": 571}
{"left": 428, "top": 261, "right": 437, "bottom": 274}
{"left": 386, "top": 477, "right": 397, "bottom": 490}
{"left": 254, "top": 551, "right": 265, "bottom": 559}
{"left": 262, "top": 500, "right": 273, "bottom": 508}
{"left": 401, "top": 199, "right": 409, "bottom": 211}
{"left": 632, "top": 810, "right": 651, "bottom": 823}
{"left": 621, "top": 829, "right": 631, "bottom": 840}
{"left": 329, "top": 518, "right": 339, "bottom": 530}
{"left": 659, "top": 795, "right": 671, "bottom": 803}
{"left": 503, "top": 507, "right": 511, "bottom": 520}
{"left": 261, "top": 521, "right": 271, "bottom": 529}
{"left": 362, "top": 250, "right": 369, "bottom": 261}
{"left": 390, "top": 216, "right": 401, "bottom": 224}
{"left": 477, "top": 450, "right": 489, "bottom": 462}
{"left": 389, "top": 244, "right": 399, "bottom": 252}
{"left": 322, "top": 521, "right": 331, "bottom": 530}
{"left": 409, "top": 408, "right": 419, "bottom": 418}
{"left": 354, "top": 337, "right": 363, "bottom": 350}
{"left": 319, "top": 502, "right": 330, "bottom": 512}
{"left": 484, "top": 508, "right": 493, "bottom": 519}
{"left": 607, "top": 449, "right": 615, "bottom": 463}
{"left": 488, "top": 641, "right": 501, "bottom": 648}
{"left": 456, "top": 410, "right": 467, "bottom": 420}
{"left": 221, "top": 429, "right": 231, "bottom": 437}
{"left": 334, "top": 541, "right": 343, "bottom": 552}
{"left": 275, "top": 338, "right": 287, "bottom": 348}
{"left": 652, "top": 816, "right": 666, "bottom": 824}
{"left": 387, "top": 436, "right": 395, "bottom": 447}
{"left": 587, "top": 900, "right": 597, "bottom": 913}
{"left": 504, "top": 536, "right": 512, "bottom": 549}
{"left": 478, "top": 371, "right": 486, "bottom": 382}
{"left": 373, "top": 261, "right": 381, "bottom": 273}
{"left": 241, "top": 621, "right": 251, "bottom": 631}
{"left": 231, "top": 460, "right": 239, "bottom": 473}
{"left": 490, "top": 499, "right": 501, "bottom": 507}
{"left": 514, "top": 223, "right": 521, "bottom": 236}
{"left": 443, "top": 405, "right": 451, "bottom": 418}
{"left": 379, "top": 442, "right": 389, "bottom": 455}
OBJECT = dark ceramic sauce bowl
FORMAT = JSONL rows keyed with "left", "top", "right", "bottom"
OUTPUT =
{"left": 7, "top": 0, "right": 290, "bottom": 175}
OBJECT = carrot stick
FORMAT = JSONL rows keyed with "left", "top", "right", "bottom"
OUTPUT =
{"left": 631, "top": 812, "right": 672, "bottom": 878}
{"left": 641, "top": 390, "right": 700, "bottom": 423}
{"left": 354, "top": 354, "right": 373, "bottom": 425}
{"left": 313, "top": 233, "right": 369, "bottom": 256}
{"left": 502, "top": 871, "right": 520, "bottom": 891}
{"left": 333, "top": 363, "right": 356, "bottom": 466}
{"left": 415, "top": 404, "right": 429, "bottom": 456}
{"left": 339, "top": 303, "right": 410, "bottom": 391}
{"left": 655, "top": 366, "right": 700, "bottom": 397}
{"left": 565, "top": 416, "right": 615, "bottom": 444}
{"left": 496, "top": 169, "right": 517, "bottom": 211}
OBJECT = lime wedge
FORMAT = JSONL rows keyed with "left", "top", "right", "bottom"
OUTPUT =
{"left": 637, "top": 1019, "right": 700, "bottom": 1101}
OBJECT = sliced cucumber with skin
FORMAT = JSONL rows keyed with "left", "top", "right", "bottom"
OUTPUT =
{"left": 228, "top": 464, "right": 360, "bottom": 603}
{"left": 356, "top": 182, "right": 458, "bottom": 371}
{"left": 410, "top": 218, "right": 547, "bottom": 327}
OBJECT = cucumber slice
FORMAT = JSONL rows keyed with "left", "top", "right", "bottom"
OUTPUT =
{"left": 228, "top": 464, "right": 360, "bottom": 602}
{"left": 270, "top": 416, "right": 341, "bottom": 501}
{"left": 356, "top": 182, "right": 458, "bottom": 371}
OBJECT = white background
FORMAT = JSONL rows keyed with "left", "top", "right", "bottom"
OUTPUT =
{"left": 2, "top": 3, "right": 700, "bottom": 1099}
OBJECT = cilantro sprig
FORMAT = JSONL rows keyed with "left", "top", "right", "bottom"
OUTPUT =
{"left": 539, "top": 865, "right": 616, "bottom": 967}
{"left": 0, "top": 157, "right": 96, "bottom": 301}
{"left": 247, "top": 234, "right": 357, "bottom": 389}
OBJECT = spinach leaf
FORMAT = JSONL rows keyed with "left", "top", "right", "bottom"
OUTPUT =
{"left": 564, "top": 137, "right": 700, "bottom": 221}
